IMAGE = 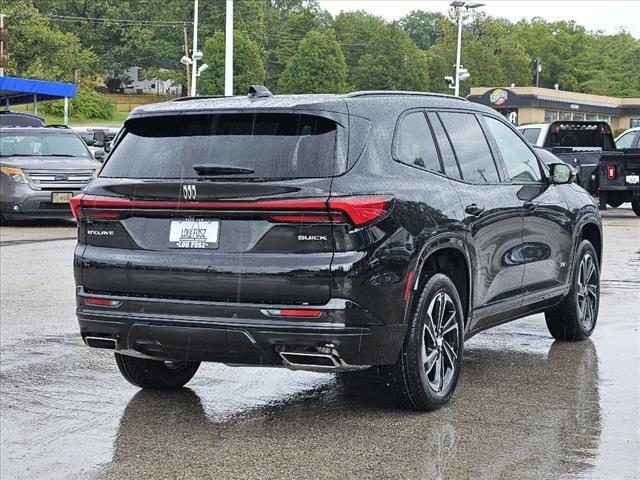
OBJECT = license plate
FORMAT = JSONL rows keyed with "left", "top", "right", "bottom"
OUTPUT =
{"left": 52, "top": 192, "right": 73, "bottom": 204}
{"left": 169, "top": 220, "right": 219, "bottom": 249}
{"left": 626, "top": 174, "right": 639, "bottom": 184}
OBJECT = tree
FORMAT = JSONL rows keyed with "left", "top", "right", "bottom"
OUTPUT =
{"left": 198, "top": 31, "right": 265, "bottom": 95}
{"left": 278, "top": 30, "right": 348, "bottom": 93}
{"left": 353, "top": 24, "right": 429, "bottom": 91}
{"left": 333, "top": 11, "right": 387, "bottom": 87}
{"left": 425, "top": 14, "right": 531, "bottom": 95}
{"left": 399, "top": 10, "right": 447, "bottom": 50}
{"left": 3, "top": 0, "right": 97, "bottom": 82}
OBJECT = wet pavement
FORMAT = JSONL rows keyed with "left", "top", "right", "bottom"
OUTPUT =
{"left": 1, "top": 208, "right": 638, "bottom": 479}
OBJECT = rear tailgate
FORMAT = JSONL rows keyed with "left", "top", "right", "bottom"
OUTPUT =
{"left": 599, "top": 149, "right": 640, "bottom": 190}
{"left": 76, "top": 112, "right": 346, "bottom": 306}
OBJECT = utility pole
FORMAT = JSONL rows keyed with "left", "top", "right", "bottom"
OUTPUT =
{"left": 0, "top": 14, "right": 8, "bottom": 77}
{"left": 190, "top": 0, "right": 199, "bottom": 96}
{"left": 535, "top": 58, "right": 541, "bottom": 88}
{"left": 183, "top": 23, "right": 191, "bottom": 95}
{"left": 224, "top": 0, "right": 234, "bottom": 96}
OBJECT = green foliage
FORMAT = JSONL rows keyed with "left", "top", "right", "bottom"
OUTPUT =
{"left": 41, "top": 85, "right": 115, "bottom": 120}
{"left": 333, "top": 11, "right": 387, "bottom": 87}
{"left": 198, "top": 31, "right": 265, "bottom": 96}
{"left": 3, "top": 0, "right": 98, "bottom": 82}
{"left": 426, "top": 14, "right": 532, "bottom": 95}
{"left": 399, "top": 10, "right": 447, "bottom": 50}
{"left": 278, "top": 30, "right": 348, "bottom": 93}
{"left": 13, "top": 0, "right": 640, "bottom": 98}
{"left": 353, "top": 24, "right": 430, "bottom": 91}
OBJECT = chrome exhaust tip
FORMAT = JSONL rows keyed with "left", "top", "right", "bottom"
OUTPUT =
{"left": 84, "top": 336, "right": 117, "bottom": 350}
{"left": 279, "top": 346, "right": 370, "bottom": 372}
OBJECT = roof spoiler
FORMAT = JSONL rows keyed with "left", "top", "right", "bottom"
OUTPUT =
{"left": 248, "top": 85, "right": 273, "bottom": 98}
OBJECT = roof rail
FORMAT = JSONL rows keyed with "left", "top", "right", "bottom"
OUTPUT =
{"left": 171, "top": 95, "right": 226, "bottom": 102}
{"left": 346, "top": 91, "right": 468, "bottom": 102}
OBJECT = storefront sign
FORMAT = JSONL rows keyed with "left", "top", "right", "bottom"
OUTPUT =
{"left": 489, "top": 88, "right": 509, "bottom": 105}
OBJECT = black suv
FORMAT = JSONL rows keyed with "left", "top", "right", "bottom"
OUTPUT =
{"left": 73, "top": 90, "right": 602, "bottom": 410}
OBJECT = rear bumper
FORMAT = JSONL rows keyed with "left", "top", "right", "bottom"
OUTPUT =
{"left": 76, "top": 288, "right": 406, "bottom": 369}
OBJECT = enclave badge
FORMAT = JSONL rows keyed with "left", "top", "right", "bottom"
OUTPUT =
{"left": 182, "top": 184, "right": 197, "bottom": 201}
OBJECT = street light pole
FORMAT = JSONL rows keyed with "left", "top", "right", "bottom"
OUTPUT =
{"left": 190, "top": 0, "right": 199, "bottom": 96}
{"left": 454, "top": 7, "right": 463, "bottom": 97}
{"left": 450, "top": 2, "right": 484, "bottom": 97}
{"left": 224, "top": 0, "right": 234, "bottom": 96}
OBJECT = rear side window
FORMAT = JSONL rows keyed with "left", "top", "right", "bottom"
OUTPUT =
{"left": 616, "top": 131, "right": 636, "bottom": 149}
{"left": 485, "top": 117, "right": 543, "bottom": 183}
{"left": 394, "top": 112, "right": 441, "bottom": 172}
{"left": 101, "top": 113, "right": 340, "bottom": 179}
{"left": 439, "top": 112, "right": 500, "bottom": 183}
{"left": 521, "top": 128, "right": 541, "bottom": 144}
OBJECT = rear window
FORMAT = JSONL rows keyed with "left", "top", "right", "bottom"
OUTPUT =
{"left": 101, "top": 113, "right": 341, "bottom": 179}
{"left": 543, "top": 122, "right": 614, "bottom": 150}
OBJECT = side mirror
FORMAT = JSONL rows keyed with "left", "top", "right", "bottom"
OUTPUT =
{"left": 104, "top": 141, "right": 112, "bottom": 153}
{"left": 92, "top": 149, "right": 106, "bottom": 162}
{"left": 549, "top": 162, "right": 576, "bottom": 184}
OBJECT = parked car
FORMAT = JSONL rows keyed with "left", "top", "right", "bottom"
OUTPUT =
{"left": 73, "top": 89, "right": 602, "bottom": 410}
{"left": 0, "top": 125, "right": 100, "bottom": 224}
{"left": 72, "top": 126, "right": 120, "bottom": 161}
{"left": 615, "top": 127, "right": 640, "bottom": 149}
{"left": 518, "top": 121, "right": 640, "bottom": 214}
{"left": 0, "top": 110, "right": 45, "bottom": 127}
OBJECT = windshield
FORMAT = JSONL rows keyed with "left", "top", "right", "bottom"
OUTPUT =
{"left": 100, "top": 113, "right": 340, "bottom": 179}
{"left": 0, "top": 131, "right": 91, "bottom": 158}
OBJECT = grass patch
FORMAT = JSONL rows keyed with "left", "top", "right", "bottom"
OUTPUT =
{"left": 8, "top": 104, "right": 127, "bottom": 126}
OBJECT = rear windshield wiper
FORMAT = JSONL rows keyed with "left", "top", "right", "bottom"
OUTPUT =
{"left": 193, "top": 164, "right": 255, "bottom": 175}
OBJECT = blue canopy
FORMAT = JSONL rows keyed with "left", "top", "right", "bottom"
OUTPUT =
{"left": 0, "top": 76, "right": 77, "bottom": 106}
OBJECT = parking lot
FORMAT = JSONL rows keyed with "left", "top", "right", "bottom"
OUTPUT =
{"left": 0, "top": 208, "right": 638, "bottom": 480}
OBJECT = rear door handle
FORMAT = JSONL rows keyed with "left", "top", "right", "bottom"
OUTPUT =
{"left": 465, "top": 204, "right": 485, "bottom": 216}
{"left": 524, "top": 201, "right": 539, "bottom": 211}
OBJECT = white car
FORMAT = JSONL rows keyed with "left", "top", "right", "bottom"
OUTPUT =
{"left": 615, "top": 127, "right": 640, "bottom": 149}
{"left": 517, "top": 123, "right": 549, "bottom": 147}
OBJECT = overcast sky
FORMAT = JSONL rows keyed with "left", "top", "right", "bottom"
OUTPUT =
{"left": 318, "top": 1, "right": 640, "bottom": 38}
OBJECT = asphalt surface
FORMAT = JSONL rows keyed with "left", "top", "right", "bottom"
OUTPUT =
{"left": 1, "top": 209, "right": 638, "bottom": 480}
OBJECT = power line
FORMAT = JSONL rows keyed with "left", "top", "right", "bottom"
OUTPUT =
{"left": 45, "top": 14, "right": 192, "bottom": 27}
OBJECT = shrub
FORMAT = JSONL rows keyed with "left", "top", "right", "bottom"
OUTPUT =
{"left": 42, "top": 86, "right": 114, "bottom": 120}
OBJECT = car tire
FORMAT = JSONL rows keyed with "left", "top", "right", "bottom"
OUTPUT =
{"left": 381, "top": 273, "right": 464, "bottom": 411}
{"left": 632, "top": 200, "right": 640, "bottom": 217}
{"left": 0, "top": 211, "right": 8, "bottom": 226}
{"left": 114, "top": 353, "right": 200, "bottom": 389}
{"left": 545, "top": 240, "right": 600, "bottom": 341}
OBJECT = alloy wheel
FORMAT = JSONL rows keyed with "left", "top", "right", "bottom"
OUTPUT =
{"left": 577, "top": 253, "right": 598, "bottom": 330}
{"left": 421, "top": 292, "right": 460, "bottom": 393}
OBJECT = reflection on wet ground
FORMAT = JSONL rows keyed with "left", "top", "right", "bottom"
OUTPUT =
{"left": 1, "top": 211, "right": 638, "bottom": 479}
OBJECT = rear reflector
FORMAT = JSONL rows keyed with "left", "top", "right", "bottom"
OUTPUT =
{"left": 607, "top": 165, "right": 617, "bottom": 180}
{"left": 84, "top": 297, "right": 121, "bottom": 307}
{"left": 74, "top": 195, "right": 393, "bottom": 227}
{"left": 262, "top": 309, "right": 322, "bottom": 318}
{"left": 404, "top": 270, "right": 415, "bottom": 302}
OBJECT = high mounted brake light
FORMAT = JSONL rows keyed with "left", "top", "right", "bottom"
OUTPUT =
{"left": 72, "top": 195, "right": 393, "bottom": 227}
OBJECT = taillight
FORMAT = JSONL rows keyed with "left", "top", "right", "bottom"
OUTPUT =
{"left": 74, "top": 195, "right": 393, "bottom": 227}
{"left": 70, "top": 193, "right": 84, "bottom": 221}
{"left": 328, "top": 196, "right": 391, "bottom": 226}
{"left": 607, "top": 165, "right": 617, "bottom": 180}
{"left": 84, "top": 297, "right": 121, "bottom": 307}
